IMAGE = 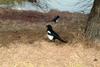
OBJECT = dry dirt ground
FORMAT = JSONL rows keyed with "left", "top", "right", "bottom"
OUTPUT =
{"left": 0, "top": 41, "right": 100, "bottom": 67}
{"left": 0, "top": 8, "right": 100, "bottom": 67}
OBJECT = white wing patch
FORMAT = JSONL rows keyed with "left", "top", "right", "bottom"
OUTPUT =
{"left": 47, "top": 34, "right": 54, "bottom": 40}
{"left": 56, "top": 19, "right": 59, "bottom": 22}
{"left": 48, "top": 31, "right": 51, "bottom": 34}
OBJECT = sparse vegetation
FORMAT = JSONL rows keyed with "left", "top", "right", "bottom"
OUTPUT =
{"left": 0, "top": 0, "right": 23, "bottom": 4}
{"left": 0, "top": 0, "right": 32, "bottom": 4}
{"left": 0, "top": 8, "right": 100, "bottom": 67}
{"left": 0, "top": 8, "right": 88, "bottom": 47}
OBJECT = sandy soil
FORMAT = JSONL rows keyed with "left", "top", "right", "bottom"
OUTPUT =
{"left": 0, "top": 40, "right": 100, "bottom": 67}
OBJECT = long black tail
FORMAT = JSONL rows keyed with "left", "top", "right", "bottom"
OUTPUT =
{"left": 58, "top": 37, "right": 67, "bottom": 43}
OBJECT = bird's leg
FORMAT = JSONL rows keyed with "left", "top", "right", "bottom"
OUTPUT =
{"left": 53, "top": 39, "right": 56, "bottom": 42}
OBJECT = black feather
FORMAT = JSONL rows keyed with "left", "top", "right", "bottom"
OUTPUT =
{"left": 46, "top": 25, "right": 67, "bottom": 43}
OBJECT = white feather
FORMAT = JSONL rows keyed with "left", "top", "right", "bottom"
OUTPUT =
{"left": 56, "top": 19, "right": 59, "bottom": 22}
{"left": 48, "top": 31, "right": 51, "bottom": 34}
{"left": 47, "top": 34, "right": 54, "bottom": 40}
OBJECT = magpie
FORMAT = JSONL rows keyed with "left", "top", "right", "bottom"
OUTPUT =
{"left": 52, "top": 15, "right": 60, "bottom": 23}
{"left": 46, "top": 25, "right": 67, "bottom": 43}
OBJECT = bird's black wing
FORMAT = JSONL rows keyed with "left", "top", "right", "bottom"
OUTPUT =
{"left": 51, "top": 31, "right": 67, "bottom": 43}
{"left": 51, "top": 31, "right": 60, "bottom": 38}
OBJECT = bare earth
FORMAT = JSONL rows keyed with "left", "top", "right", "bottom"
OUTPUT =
{"left": 0, "top": 8, "right": 100, "bottom": 67}
{"left": 0, "top": 41, "right": 100, "bottom": 67}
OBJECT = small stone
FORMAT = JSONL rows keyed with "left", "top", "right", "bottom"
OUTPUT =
{"left": 94, "top": 58, "right": 98, "bottom": 61}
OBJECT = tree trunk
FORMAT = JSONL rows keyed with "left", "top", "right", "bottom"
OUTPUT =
{"left": 28, "top": 0, "right": 37, "bottom": 3}
{"left": 85, "top": 0, "right": 100, "bottom": 40}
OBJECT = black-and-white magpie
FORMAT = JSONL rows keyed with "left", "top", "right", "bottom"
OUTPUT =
{"left": 52, "top": 15, "right": 60, "bottom": 23}
{"left": 46, "top": 25, "right": 67, "bottom": 43}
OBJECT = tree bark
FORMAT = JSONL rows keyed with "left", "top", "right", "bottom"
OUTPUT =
{"left": 85, "top": 0, "right": 100, "bottom": 40}
{"left": 28, "top": 0, "right": 37, "bottom": 3}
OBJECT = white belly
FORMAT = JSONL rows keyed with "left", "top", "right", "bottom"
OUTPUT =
{"left": 47, "top": 34, "right": 54, "bottom": 40}
{"left": 56, "top": 19, "right": 59, "bottom": 22}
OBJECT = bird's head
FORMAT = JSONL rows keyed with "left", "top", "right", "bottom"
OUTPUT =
{"left": 46, "top": 25, "right": 53, "bottom": 31}
{"left": 46, "top": 25, "right": 52, "bottom": 29}
{"left": 57, "top": 15, "right": 60, "bottom": 18}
